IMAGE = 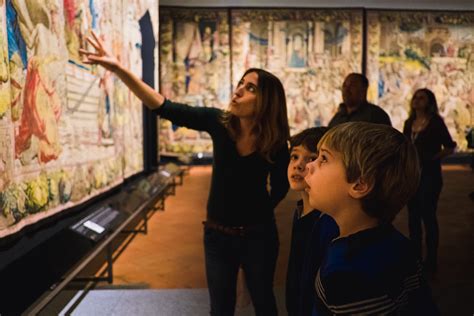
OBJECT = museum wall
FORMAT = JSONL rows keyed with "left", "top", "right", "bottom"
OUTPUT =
{"left": 158, "top": 7, "right": 474, "bottom": 156}
{"left": 160, "top": 0, "right": 474, "bottom": 10}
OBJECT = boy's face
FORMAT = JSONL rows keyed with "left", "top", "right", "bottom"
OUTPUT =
{"left": 287, "top": 145, "right": 317, "bottom": 192}
{"left": 304, "top": 144, "right": 351, "bottom": 214}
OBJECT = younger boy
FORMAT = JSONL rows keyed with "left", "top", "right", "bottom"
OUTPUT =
{"left": 305, "top": 122, "right": 438, "bottom": 315}
{"left": 285, "top": 127, "right": 339, "bottom": 316}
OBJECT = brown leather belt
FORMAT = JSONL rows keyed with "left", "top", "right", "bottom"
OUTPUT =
{"left": 203, "top": 220, "right": 247, "bottom": 237}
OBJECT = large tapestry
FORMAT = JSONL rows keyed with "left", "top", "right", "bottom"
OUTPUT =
{"left": 159, "top": 8, "right": 230, "bottom": 156}
{"left": 0, "top": 0, "right": 8, "bottom": 118}
{"left": 0, "top": 0, "right": 158, "bottom": 238}
{"left": 367, "top": 11, "right": 474, "bottom": 150}
{"left": 231, "top": 9, "right": 363, "bottom": 134}
{"left": 0, "top": 0, "right": 10, "bottom": 208}
{"left": 158, "top": 9, "right": 362, "bottom": 156}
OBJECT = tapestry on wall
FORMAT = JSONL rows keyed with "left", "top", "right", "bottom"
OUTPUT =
{"left": 0, "top": 0, "right": 158, "bottom": 238}
{"left": 0, "top": 0, "right": 11, "bottom": 212}
{"left": 159, "top": 8, "right": 231, "bottom": 156}
{"left": 367, "top": 11, "right": 474, "bottom": 150}
{"left": 231, "top": 9, "right": 363, "bottom": 135}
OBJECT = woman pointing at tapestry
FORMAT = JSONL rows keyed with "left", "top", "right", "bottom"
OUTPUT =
{"left": 80, "top": 31, "right": 290, "bottom": 316}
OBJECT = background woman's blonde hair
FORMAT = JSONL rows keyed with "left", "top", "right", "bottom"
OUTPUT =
{"left": 318, "top": 122, "right": 420, "bottom": 223}
{"left": 221, "top": 68, "right": 290, "bottom": 162}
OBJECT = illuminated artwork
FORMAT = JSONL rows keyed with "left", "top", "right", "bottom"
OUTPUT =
{"left": 158, "top": 9, "right": 362, "bottom": 157}
{"left": 0, "top": 0, "right": 8, "bottom": 119}
{"left": 367, "top": 11, "right": 474, "bottom": 149}
{"left": 231, "top": 9, "right": 363, "bottom": 135}
{"left": 159, "top": 8, "right": 230, "bottom": 156}
{"left": 0, "top": 0, "right": 158, "bottom": 238}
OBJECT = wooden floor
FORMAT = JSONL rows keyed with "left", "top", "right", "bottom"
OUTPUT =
{"left": 108, "top": 164, "right": 474, "bottom": 314}
{"left": 110, "top": 166, "right": 296, "bottom": 289}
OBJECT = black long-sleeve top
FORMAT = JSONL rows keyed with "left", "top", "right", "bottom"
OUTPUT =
{"left": 403, "top": 114, "right": 456, "bottom": 174}
{"left": 286, "top": 200, "right": 338, "bottom": 316}
{"left": 156, "top": 100, "right": 290, "bottom": 226}
{"left": 328, "top": 102, "right": 392, "bottom": 128}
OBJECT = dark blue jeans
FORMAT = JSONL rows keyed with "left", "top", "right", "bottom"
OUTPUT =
{"left": 407, "top": 168, "right": 443, "bottom": 270}
{"left": 204, "top": 220, "right": 279, "bottom": 316}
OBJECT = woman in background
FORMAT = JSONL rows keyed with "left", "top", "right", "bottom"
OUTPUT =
{"left": 403, "top": 88, "right": 456, "bottom": 277}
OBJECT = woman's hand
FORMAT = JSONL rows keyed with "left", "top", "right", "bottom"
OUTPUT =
{"left": 79, "top": 31, "right": 120, "bottom": 72}
{"left": 79, "top": 30, "right": 165, "bottom": 109}
{"left": 432, "top": 147, "right": 455, "bottom": 160}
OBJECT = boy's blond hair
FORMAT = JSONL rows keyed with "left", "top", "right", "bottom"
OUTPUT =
{"left": 318, "top": 122, "right": 420, "bottom": 223}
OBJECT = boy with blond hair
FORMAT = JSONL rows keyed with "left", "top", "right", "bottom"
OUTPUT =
{"left": 305, "top": 122, "right": 438, "bottom": 315}
{"left": 285, "top": 127, "right": 339, "bottom": 316}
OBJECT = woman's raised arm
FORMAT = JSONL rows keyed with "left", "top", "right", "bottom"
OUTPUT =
{"left": 79, "top": 31, "right": 165, "bottom": 110}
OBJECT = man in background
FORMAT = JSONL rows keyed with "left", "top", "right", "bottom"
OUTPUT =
{"left": 329, "top": 73, "right": 391, "bottom": 127}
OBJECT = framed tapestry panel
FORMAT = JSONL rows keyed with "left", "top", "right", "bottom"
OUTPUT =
{"left": 159, "top": 7, "right": 230, "bottom": 156}
{"left": 367, "top": 10, "right": 474, "bottom": 149}
{"left": 231, "top": 9, "right": 363, "bottom": 135}
{"left": 0, "top": 0, "right": 158, "bottom": 238}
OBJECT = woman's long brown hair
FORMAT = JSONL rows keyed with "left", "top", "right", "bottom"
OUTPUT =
{"left": 408, "top": 88, "right": 440, "bottom": 120}
{"left": 221, "top": 68, "right": 290, "bottom": 162}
